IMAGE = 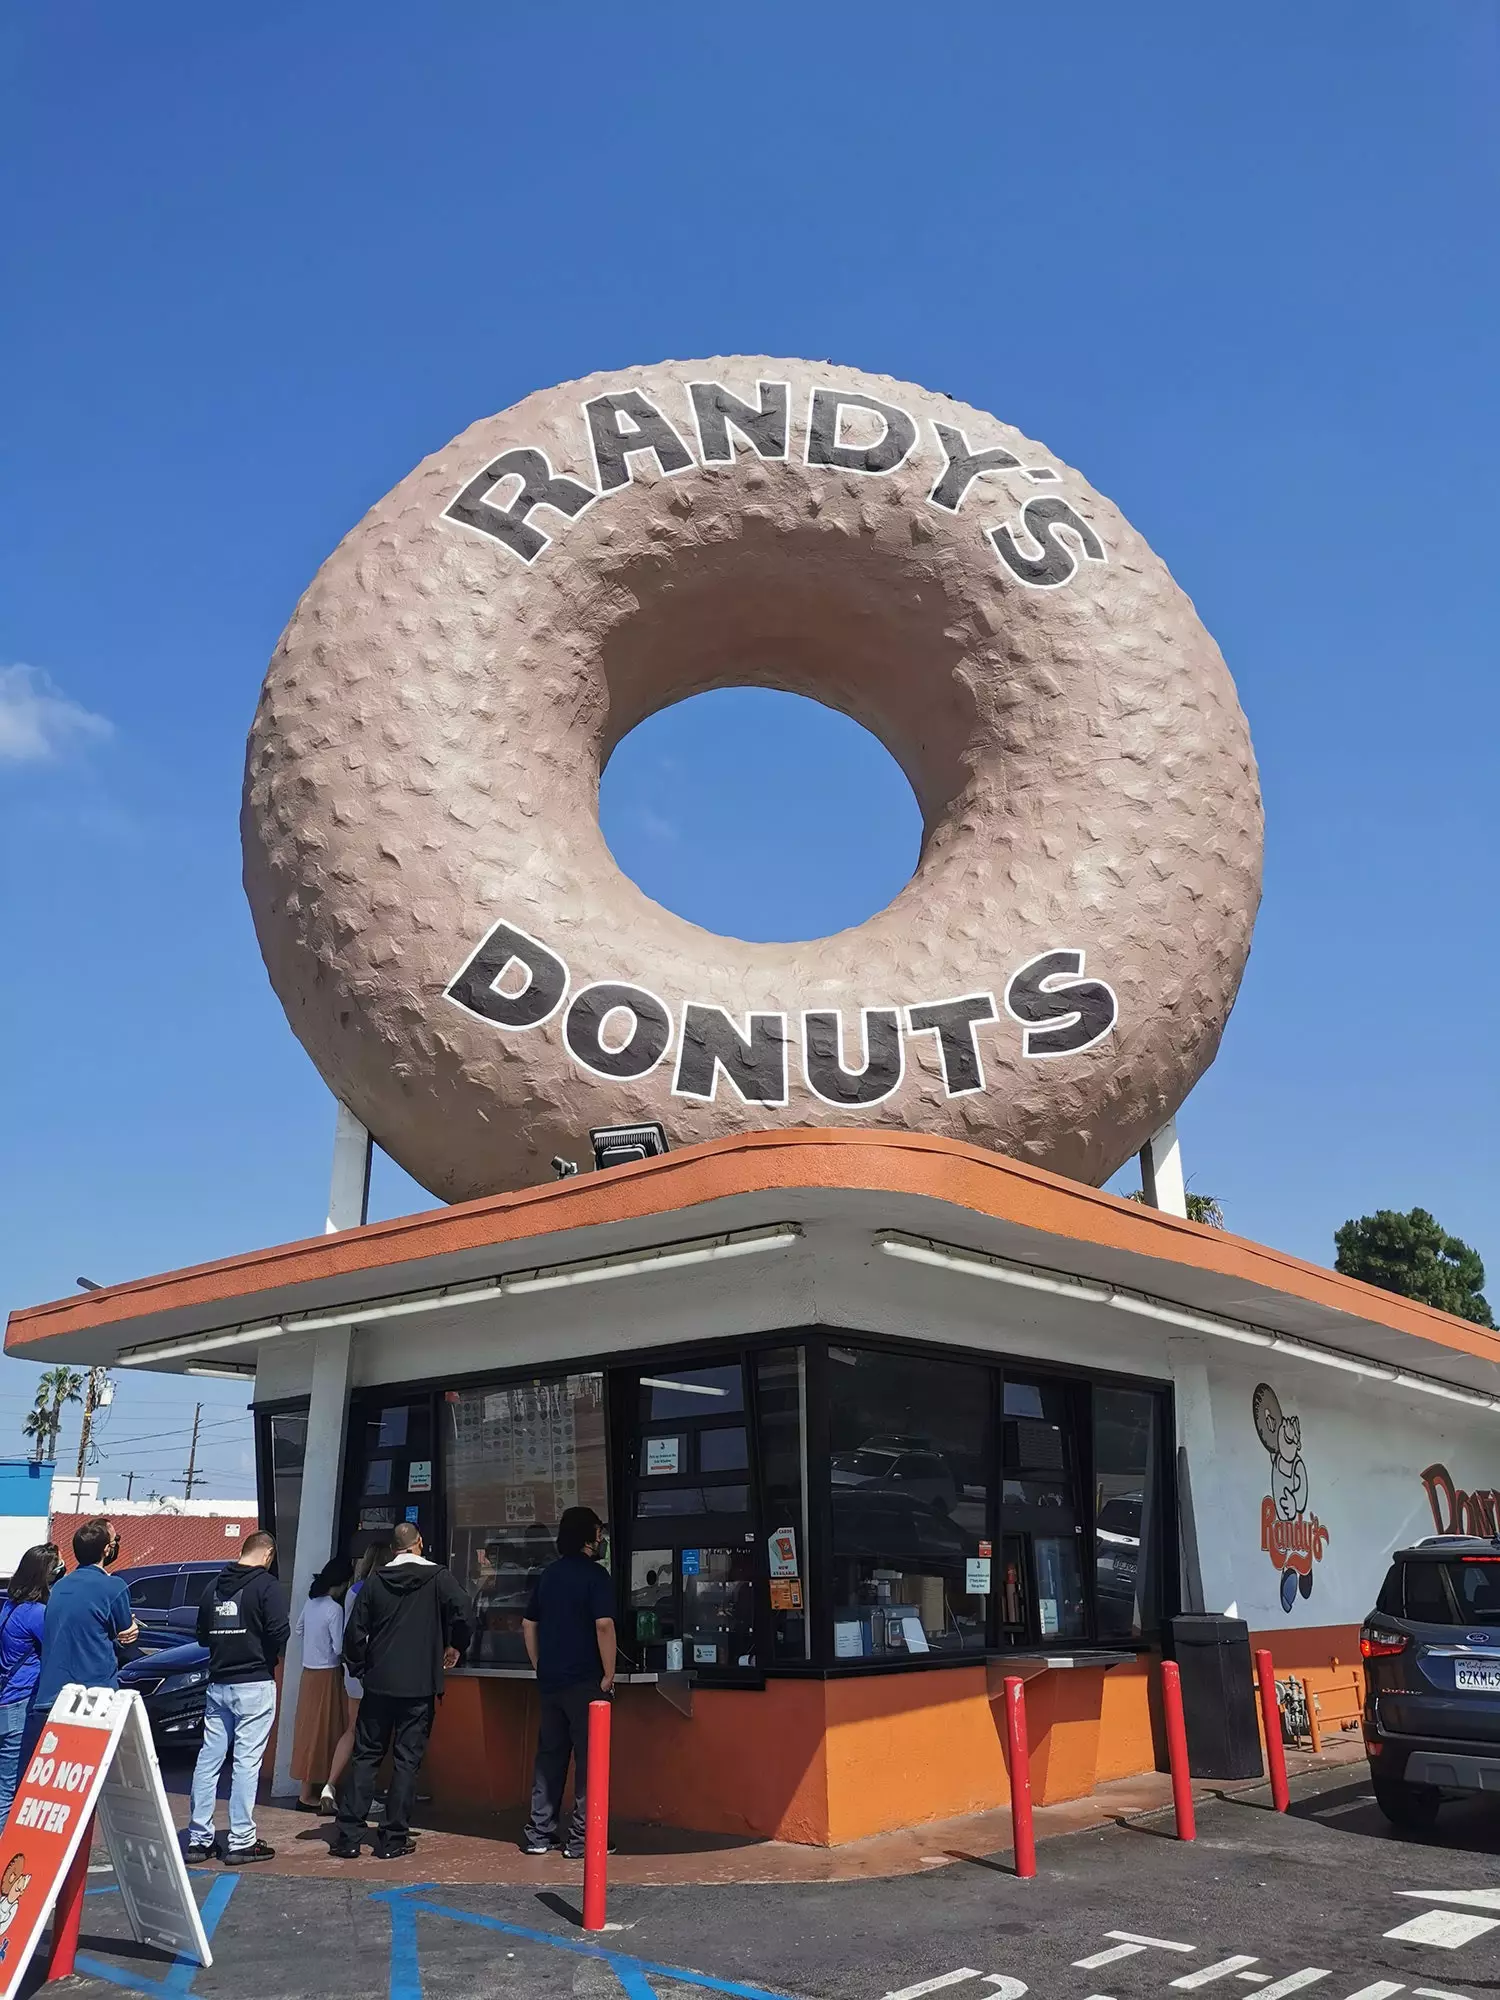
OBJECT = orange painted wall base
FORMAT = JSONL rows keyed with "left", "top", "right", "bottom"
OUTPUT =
{"left": 423, "top": 1657, "right": 1163, "bottom": 1847}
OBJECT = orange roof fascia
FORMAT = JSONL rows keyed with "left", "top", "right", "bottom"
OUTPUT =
{"left": 7, "top": 1127, "right": 1498, "bottom": 1371}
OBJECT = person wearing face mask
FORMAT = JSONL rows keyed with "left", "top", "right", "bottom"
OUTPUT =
{"left": 20, "top": 1519, "right": 137, "bottom": 1780}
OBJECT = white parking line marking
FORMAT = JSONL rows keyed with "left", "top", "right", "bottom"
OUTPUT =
{"left": 1108, "top": 1933, "right": 1197, "bottom": 1952}
{"left": 1415, "top": 1986, "right": 1476, "bottom": 1999}
{"left": 883, "top": 1974, "right": 983, "bottom": 2000}
{"left": 1173, "top": 1959, "right": 1261, "bottom": 1989}
{"left": 1398, "top": 1890, "right": 1500, "bottom": 1912}
{"left": 1312, "top": 1798, "right": 1376, "bottom": 1818}
{"left": 981, "top": 1982, "right": 1028, "bottom": 2000}
{"left": 1340, "top": 1985, "right": 1404, "bottom": 2000}
{"left": 1248, "top": 1974, "right": 1330, "bottom": 2000}
{"left": 1076, "top": 1948, "right": 1147, "bottom": 1970}
{"left": 1386, "top": 1913, "right": 1500, "bottom": 1949}
{"left": 1238, "top": 1977, "right": 1271, "bottom": 1986}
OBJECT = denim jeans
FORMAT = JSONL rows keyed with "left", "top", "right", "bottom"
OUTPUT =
{"left": 188, "top": 1681, "right": 277, "bottom": 1851}
{"left": 0, "top": 1699, "right": 27, "bottom": 1826}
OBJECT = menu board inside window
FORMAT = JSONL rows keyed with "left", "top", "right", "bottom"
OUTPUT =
{"left": 445, "top": 1373, "right": 609, "bottom": 1667}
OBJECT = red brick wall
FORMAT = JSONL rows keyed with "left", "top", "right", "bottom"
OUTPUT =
{"left": 47, "top": 1512, "right": 260, "bottom": 1569}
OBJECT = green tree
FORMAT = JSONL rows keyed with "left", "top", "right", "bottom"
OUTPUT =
{"left": 21, "top": 1408, "right": 50, "bottom": 1463}
{"left": 36, "top": 1367, "right": 83, "bottom": 1460}
{"left": 1334, "top": 1208, "right": 1494, "bottom": 1328}
{"left": 1127, "top": 1189, "right": 1226, "bottom": 1228}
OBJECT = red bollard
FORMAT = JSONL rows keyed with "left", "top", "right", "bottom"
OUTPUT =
{"left": 1003, "top": 1675, "right": 1036, "bottom": 1879}
{"left": 46, "top": 1819, "right": 92, "bottom": 1981}
{"left": 1160, "top": 1661, "right": 1196, "bottom": 1841}
{"left": 582, "top": 1699, "right": 612, "bottom": 1932}
{"left": 1254, "top": 1648, "right": 1290, "bottom": 1813}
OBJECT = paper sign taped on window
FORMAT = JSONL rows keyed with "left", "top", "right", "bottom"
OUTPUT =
{"left": 769, "top": 1579, "right": 803, "bottom": 1611}
{"left": 767, "top": 1527, "right": 798, "bottom": 1578}
{"left": 966, "top": 1557, "right": 992, "bottom": 1594}
{"left": 645, "top": 1437, "right": 680, "bottom": 1475}
{"left": 504, "top": 1487, "right": 537, "bottom": 1524}
{"left": 680, "top": 1548, "right": 701, "bottom": 1576}
{"left": 834, "top": 1620, "right": 865, "bottom": 1659}
{"left": 407, "top": 1460, "right": 432, "bottom": 1492}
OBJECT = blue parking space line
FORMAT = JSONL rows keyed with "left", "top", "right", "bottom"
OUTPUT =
{"left": 368, "top": 1889, "right": 801, "bottom": 2000}
{"left": 74, "top": 1870, "right": 238, "bottom": 1998}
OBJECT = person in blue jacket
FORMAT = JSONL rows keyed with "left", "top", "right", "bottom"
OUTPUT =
{"left": 0, "top": 1545, "right": 63, "bottom": 1823}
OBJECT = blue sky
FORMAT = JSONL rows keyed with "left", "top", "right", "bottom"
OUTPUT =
{"left": 1, "top": 3, "right": 1496, "bottom": 1500}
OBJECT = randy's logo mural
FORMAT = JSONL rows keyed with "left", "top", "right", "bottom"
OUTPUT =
{"left": 1254, "top": 1383, "right": 1329, "bottom": 1612}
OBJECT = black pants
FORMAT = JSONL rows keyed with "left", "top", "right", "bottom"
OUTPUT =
{"left": 335, "top": 1692, "right": 434, "bottom": 1844}
{"left": 524, "top": 1683, "right": 602, "bottom": 1847}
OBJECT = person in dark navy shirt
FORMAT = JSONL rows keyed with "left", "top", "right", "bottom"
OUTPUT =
{"left": 519, "top": 1507, "right": 615, "bottom": 1858}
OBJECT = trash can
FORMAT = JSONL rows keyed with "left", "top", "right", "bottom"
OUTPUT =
{"left": 1164, "top": 1614, "right": 1263, "bottom": 1779}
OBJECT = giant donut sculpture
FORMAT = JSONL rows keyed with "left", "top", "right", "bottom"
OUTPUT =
{"left": 243, "top": 357, "right": 1262, "bottom": 1203}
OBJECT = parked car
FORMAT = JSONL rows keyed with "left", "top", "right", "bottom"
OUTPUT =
{"left": 115, "top": 1561, "right": 224, "bottom": 1641}
{"left": 1361, "top": 1535, "right": 1500, "bottom": 1826}
{"left": 118, "top": 1637, "right": 210, "bottom": 1746}
{"left": 829, "top": 1443, "right": 959, "bottom": 1516}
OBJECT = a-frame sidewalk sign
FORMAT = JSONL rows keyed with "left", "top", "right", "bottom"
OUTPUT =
{"left": 0, "top": 1683, "right": 211, "bottom": 1999}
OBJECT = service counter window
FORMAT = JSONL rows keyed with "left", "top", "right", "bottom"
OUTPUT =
{"left": 1093, "top": 1386, "right": 1164, "bottom": 1643}
{"left": 826, "top": 1343, "right": 992, "bottom": 1661}
{"left": 755, "top": 1346, "right": 810, "bottom": 1662}
{"left": 345, "top": 1396, "right": 436, "bottom": 1562}
{"left": 444, "top": 1374, "right": 609, "bottom": 1668}
{"left": 1001, "top": 1376, "right": 1085, "bottom": 1643}
{"left": 623, "top": 1362, "right": 759, "bottom": 1672}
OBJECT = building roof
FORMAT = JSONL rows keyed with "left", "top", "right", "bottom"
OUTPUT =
{"left": 49, "top": 1511, "right": 256, "bottom": 1570}
{"left": 6, "top": 1128, "right": 1499, "bottom": 1397}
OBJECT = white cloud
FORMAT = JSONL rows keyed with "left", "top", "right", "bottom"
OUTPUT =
{"left": 0, "top": 665, "right": 112, "bottom": 765}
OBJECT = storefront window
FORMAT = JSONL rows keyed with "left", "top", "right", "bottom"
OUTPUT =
{"left": 264, "top": 1409, "right": 307, "bottom": 1587}
{"left": 755, "top": 1346, "right": 810, "bottom": 1662}
{"left": 443, "top": 1374, "right": 609, "bottom": 1667}
{"left": 1093, "top": 1386, "right": 1163, "bottom": 1641}
{"left": 623, "top": 1360, "right": 759, "bottom": 1672}
{"left": 346, "top": 1396, "right": 435, "bottom": 1560}
{"left": 1002, "top": 1378, "right": 1085, "bottom": 1642}
{"left": 827, "top": 1343, "right": 992, "bottom": 1660}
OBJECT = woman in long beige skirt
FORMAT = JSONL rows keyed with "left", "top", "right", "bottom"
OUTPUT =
{"left": 291, "top": 1556, "right": 352, "bottom": 1810}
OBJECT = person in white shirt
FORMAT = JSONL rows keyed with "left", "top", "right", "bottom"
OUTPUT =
{"left": 291, "top": 1556, "right": 353, "bottom": 1812}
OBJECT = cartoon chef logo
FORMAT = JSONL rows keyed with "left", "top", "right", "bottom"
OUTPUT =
{"left": 1253, "top": 1383, "right": 1329, "bottom": 1613}
{"left": 0, "top": 1852, "right": 31, "bottom": 1938}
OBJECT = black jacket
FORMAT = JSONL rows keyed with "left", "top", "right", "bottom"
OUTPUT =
{"left": 342, "top": 1558, "right": 472, "bottom": 1699}
{"left": 196, "top": 1562, "right": 291, "bottom": 1684}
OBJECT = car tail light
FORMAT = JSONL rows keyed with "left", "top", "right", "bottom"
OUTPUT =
{"left": 1361, "top": 1631, "right": 1407, "bottom": 1658}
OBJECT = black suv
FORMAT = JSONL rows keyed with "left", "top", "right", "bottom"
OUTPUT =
{"left": 1362, "top": 1536, "right": 1500, "bottom": 1827}
{"left": 116, "top": 1561, "right": 224, "bottom": 1641}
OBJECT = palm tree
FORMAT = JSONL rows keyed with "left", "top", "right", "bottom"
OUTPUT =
{"left": 37, "top": 1367, "right": 83, "bottom": 1461}
{"left": 21, "top": 1409, "right": 50, "bottom": 1464}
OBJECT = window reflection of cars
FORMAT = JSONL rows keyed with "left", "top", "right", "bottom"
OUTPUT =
{"left": 830, "top": 1443, "right": 959, "bottom": 1516}
{"left": 1094, "top": 1494, "right": 1143, "bottom": 1605}
{"left": 832, "top": 1490, "right": 971, "bottom": 1571}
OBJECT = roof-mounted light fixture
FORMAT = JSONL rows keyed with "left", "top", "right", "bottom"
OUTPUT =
{"left": 114, "top": 1223, "right": 803, "bottom": 1371}
{"left": 876, "top": 1231, "right": 1500, "bottom": 1414}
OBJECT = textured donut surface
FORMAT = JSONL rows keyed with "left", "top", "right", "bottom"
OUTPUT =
{"left": 243, "top": 356, "right": 1262, "bottom": 1201}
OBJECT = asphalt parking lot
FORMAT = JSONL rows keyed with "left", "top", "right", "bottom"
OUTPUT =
{"left": 42, "top": 1764, "right": 1500, "bottom": 2000}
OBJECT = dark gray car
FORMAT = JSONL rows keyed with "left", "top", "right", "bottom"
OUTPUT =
{"left": 1362, "top": 1535, "right": 1500, "bottom": 1827}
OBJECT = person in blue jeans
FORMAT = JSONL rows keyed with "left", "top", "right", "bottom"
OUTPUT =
{"left": 21, "top": 1518, "right": 138, "bottom": 1782}
{"left": 0, "top": 1545, "right": 62, "bottom": 1824}
{"left": 185, "top": 1531, "right": 289, "bottom": 1865}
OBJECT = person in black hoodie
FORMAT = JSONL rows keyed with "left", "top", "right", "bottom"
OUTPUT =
{"left": 330, "top": 1522, "right": 471, "bottom": 1859}
{"left": 185, "top": 1530, "right": 290, "bottom": 1864}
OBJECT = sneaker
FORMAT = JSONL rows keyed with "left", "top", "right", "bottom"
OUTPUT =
{"left": 375, "top": 1835, "right": 417, "bottom": 1860}
{"left": 520, "top": 1838, "right": 554, "bottom": 1857}
{"left": 562, "top": 1838, "right": 617, "bottom": 1862}
{"left": 222, "top": 1840, "right": 275, "bottom": 1866}
{"left": 292, "top": 1800, "right": 323, "bottom": 1815}
{"left": 327, "top": 1836, "right": 363, "bottom": 1860}
{"left": 183, "top": 1841, "right": 216, "bottom": 1864}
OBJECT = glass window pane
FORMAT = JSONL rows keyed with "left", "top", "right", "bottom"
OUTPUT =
{"left": 699, "top": 1427, "right": 748, "bottom": 1473}
{"left": 1002, "top": 1377, "right": 1085, "bottom": 1642}
{"left": 1403, "top": 1561, "right": 1452, "bottom": 1623}
{"left": 268, "top": 1412, "right": 307, "bottom": 1590}
{"left": 636, "top": 1484, "right": 750, "bottom": 1518}
{"left": 128, "top": 1575, "right": 176, "bottom": 1610}
{"left": 639, "top": 1366, "right": 744, "bottom": 1419}
{"left": 1093, "top": 1386, "right": 1162, "bottom": 1642}
{"left": 755, "top": 1347, "right": 810, "bottom": 1664}
{"left": 444, "top": 1374, "right": 609, "bottom": 1667}
{"left": 683, "top": 1548, "right": 756, "bottom": 1668}
{"left": 630, "top": 1550, "right": 678, "bottom": 1648}
{"left": 827, "top": 1343, "right": 992, "bottom": 1658}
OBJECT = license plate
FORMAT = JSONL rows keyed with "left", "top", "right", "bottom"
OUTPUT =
{"left": 1454, "top": 1661, "right": 1500, "bottom": 1691}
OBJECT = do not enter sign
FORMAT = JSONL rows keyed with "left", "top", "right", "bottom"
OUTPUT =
{"left": 0, "top": 1684, "right": 210, "bottom": 2000}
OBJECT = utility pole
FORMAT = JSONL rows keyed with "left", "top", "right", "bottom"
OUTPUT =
{"left": 175, "top": 1404, "right": 203, "bottom": 1501}
{"left": 75, "top": 1367, "right": 113, "bottom": 1483}
{"left": 124, "top": 1472, "right": 135, "bottom": 1501}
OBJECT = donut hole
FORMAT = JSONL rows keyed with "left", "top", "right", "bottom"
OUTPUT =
{"left": 600, "top": 689, "right": 923, "bottom": 944}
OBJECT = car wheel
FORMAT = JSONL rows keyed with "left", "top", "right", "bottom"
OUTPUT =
{"left": 1373, "top": 1776, "right": 1441, "bottom": 1830}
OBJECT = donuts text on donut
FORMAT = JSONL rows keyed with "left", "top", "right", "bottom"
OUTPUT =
{"left": 443, "top": 377, "right": 1108, "bottom": 591}
{"left": 444, "top": 917, "right": 1119, "bottom": 1109}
